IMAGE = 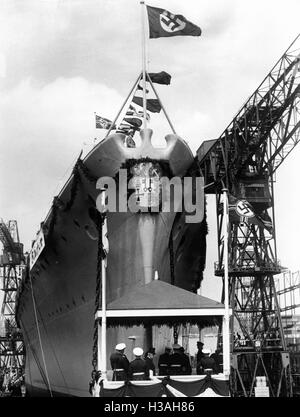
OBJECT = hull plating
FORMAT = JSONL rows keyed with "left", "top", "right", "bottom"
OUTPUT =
{"left": 17, "top": 130, "right": 206, "bottom": 396}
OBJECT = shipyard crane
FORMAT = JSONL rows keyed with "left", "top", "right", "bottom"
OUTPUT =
{"left": 195, "top": 34, "right": 300, "bottom": 396}
{"left": 0, "top": 219, "right": 25, "bottom": 377}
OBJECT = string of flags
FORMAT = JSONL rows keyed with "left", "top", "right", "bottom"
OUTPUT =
{"left": 95, "top": 71, "right": 171, "bottom": 139}
{"left": 94, "top": 3, "right": 201, "bottom": 138}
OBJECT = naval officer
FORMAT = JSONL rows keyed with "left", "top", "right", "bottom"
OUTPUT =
{"left": 110, "top": 343, "right": 129, "bottom": 381}
{"left": 128, "top": 347, "right": 149, "bottom": 380}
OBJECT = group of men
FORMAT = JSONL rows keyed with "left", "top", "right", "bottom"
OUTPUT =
{"left": 109, "top": 340, "right": 223, "bottom": 381}
{"left": 158, "top": 344, "right": 192, "bottom": 375}
{"left": 110, "top": 343, "right": 156, "bottom": 381}
{"left": 195, "top": 342, "right": 223, "bottom": 375}
{"left": 158, "top": 342, "right": 222, "bottom": 376}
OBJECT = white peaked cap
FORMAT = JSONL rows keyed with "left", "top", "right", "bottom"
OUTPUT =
{"left": 115, "top": 343, "right": 126, "bottom": 350}
{"left": 133, "top": 347, "right": 143, "bottom": 356}
{"left": 203, "top": 348, "right": 211, "bottom": 355}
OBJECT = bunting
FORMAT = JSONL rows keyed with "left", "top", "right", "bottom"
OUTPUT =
{"left": 99, "top": 375, "right": 229, "bottom": 397}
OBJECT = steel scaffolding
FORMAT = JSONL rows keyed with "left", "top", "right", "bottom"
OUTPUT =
{"left": 194, "top": 33, "right": 300, "bottom": 396}
{"left": 0, "top": 220, "right": 25, "bottom": 375}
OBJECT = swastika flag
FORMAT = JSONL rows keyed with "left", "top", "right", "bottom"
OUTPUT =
{"left": 227, "top": 194, "right": 273, "bottom": 235}
{"left": 146, "top": 5, "right": 201, "bottom": 38}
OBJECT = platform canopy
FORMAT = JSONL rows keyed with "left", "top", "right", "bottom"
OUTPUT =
{"left": 96, "top": 280, "right": 228, "bottom": 328}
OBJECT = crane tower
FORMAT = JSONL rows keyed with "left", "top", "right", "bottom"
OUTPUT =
{"left": 196, "top": 34, "right": 300, "bottom": 396}
{"left": 0, "top": 219, "right": 25, "bottom": 373}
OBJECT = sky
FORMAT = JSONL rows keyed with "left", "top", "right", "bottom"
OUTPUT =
{"left": 0, "top": 0, "right": 300, "bottom": 302}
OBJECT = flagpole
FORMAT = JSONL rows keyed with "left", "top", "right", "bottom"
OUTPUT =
{"left": 140, "top": 1, "right": 147, "bottom": 130}
{"left": 104, "top": 73, "right": 142, "bottom": 138}
{"left": 99, "top": 189, "right": 107, "bottom": 380}
{"left": 222, "top": 187, "right": 231, "bottom": 377}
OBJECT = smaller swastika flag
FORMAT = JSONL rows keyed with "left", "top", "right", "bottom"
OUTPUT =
{"left": 146, "top": 5, "right": 201, "bottom": 38}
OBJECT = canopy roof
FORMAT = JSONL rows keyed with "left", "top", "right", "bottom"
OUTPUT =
{"left": 96, "top": 280, "right": 227, "bottom": 328}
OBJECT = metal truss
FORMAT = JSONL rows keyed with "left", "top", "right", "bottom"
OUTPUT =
{"left": 1, "top": 265, "right": 20, "bottom": 327}
{"left": 0, "top": 220, "right": 25, "bottom": 373}
{"left": 274, "top": 270, "right": 300, "bottom": 395}
{"left": 0, "top": 335, "right": 25, "bottom": 370}
{"left": 231, "top": 351, "right": 291, "bottom": 397}
{"left": 195, "top": 34, "right": 300, "bottom": 396}
{"left": 275, "top": 270, "right": 300, "bottom": 314}
{"left": 198, "top": 34, "right": 300, "bottom": 193}
{"left": 213, "top": 192, "right": 292, "bottom": 396}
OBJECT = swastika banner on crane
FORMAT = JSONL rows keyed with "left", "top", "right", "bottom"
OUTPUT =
{"left": 228, "top": 194, "right": 274, "bottom": 235}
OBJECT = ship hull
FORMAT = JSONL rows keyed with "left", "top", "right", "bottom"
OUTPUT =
{"left": 16, "top": 130, "right": 206, "bottom": 396}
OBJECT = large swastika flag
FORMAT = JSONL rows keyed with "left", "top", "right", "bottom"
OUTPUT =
{"left": 146, "top": 5, "right": 201, "bottom": 38}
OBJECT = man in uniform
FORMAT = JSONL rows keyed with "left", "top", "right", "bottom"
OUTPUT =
{"left": 144, "top": 347, "right": 156, "bottom": 376}
{"left": 128, "top": 347, "right": 149, "bottom": 380}
{"left": 169, "top": 344, "right": 186, "bottom": 375}
{"left": 197, "top": 348, "right": 218, "bottom": 375}
{"left": 179, "top": 346, "right": 192, "bottom": 375}
{"left": 210, "top": 348, "right": 223, "bottom": 373}
{"left": 158, "top": 347, "right": 171, "bottom": 375}
{"left": 196, "top": 341, "right": 205, "bottom": 374}
{"left": 110, "top": 342, "right": 129, "bottom": 381}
